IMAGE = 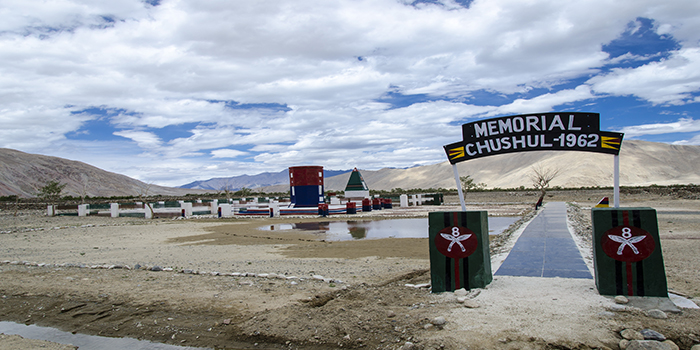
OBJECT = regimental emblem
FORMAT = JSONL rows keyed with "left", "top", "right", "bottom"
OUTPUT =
{"left": 601, "top": 226, "right": 655, "bottom": 262}
{"left": 601, "top": 136, "right": 622, "bottom": 151}
{"left": 447, "top": 146, "right": 465, "bottom": 161}
{"left": 435, "top": 226, "right": 477, "bottom": 259}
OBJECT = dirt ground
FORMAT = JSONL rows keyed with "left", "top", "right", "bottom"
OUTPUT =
{"left": 0, "top": 190, "right": 699, "bottom": 350}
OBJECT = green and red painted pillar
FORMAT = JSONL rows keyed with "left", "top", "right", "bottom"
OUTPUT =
{"left": 592, "top": 207, "right": 667, "bottom": 297}
{"left": 429, "top": 211, "right": 492, "bottom": 293}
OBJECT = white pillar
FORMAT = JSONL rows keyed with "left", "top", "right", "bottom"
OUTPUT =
{"left": 182, "top": 202, "right": 193, "bottom": 217}
{"left": 269, "top": 202, "right": 280, "bottom": 217}
{"left": 144, "top": 203, "right": 153, "bottom": 219}
{"left": 416, "top": 194, "right": 423, "bottom": 206}
{"left": 410, "top": 195, "right": 417, "bottom": 206}
{"left": 78, "top": 204, "right": 89, "bottom": 217}
{"left": 219, "top": 204, "right": 232, "bottom": 217}
{"left": 210, "top": 199, "right": 218, "bottom": 214}
{"left": 110, "top": 203, "right": 119, "bottom": 218}
{"left": 47, "top": 205, "right": 55, "bottom": 217}
{"left": 400, "top": 194, "right": 409, "bottom": 207}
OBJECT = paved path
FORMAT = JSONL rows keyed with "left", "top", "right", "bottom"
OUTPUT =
{"left": 495, "top": 202, "right": 592, "bottom": 279}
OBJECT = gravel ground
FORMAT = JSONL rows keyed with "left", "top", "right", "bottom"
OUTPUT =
{"left": 0, "top": 192, "right": 699, "bottom": 350}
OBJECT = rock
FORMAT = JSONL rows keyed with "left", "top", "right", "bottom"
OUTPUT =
{"left": 414, "top": 283, "right": 430, "bottom": 289}
{"left": 690, "top": 344, "right": 700, "bottom": 350}
{"left": 312, "top": 275, "right": 325, "bottom": 281}
{"left": 640, "top": 329, "right": 666, "bottom": 341}
{"left": 134, "top": 263, "right": 141, "bottom": 270}
{"left": 387, "top": 310, "right": 396, "bottom": 318}
{"left": 619, "top": 339, "right": 630, "bottom": 350}
{"left": 454, "top": 288, "right": 468, "bottom": 297}
{"left": 150, "top": 266, "right": 163, "bottom": 271}
{"left": 463, "top": 300, "right": 480, "bottom": 308}
{"left": 432, "top": 316, "right": 446, "bottom": 326}
{"left": 662, "top": 340, "right": 679, "bottom": 350}
{"left": 646, "top": 309, "right": 668, "bottom": 319}
{"left": 615, "top": 295, "right": 630, "bottom": 304}
{"left": 626, "top": 340, "right": 672, "bottom": 350}
{"left": 621, "top": 329, "right": 645, "bottom": 340}
{"left": 400, "top": 341, "right": 416, "bottom": 350}
{"left": 423, "top": 323, "right": 433, "bottom": 330}
{"left": 456, "top": 296, "right": 467, "bottom": 303}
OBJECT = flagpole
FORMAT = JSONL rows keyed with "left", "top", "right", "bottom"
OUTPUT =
{"left": 614, "top": 154, "right": 620, "bottom": 208}
{"left": 452, "top": 164, "right": 467, "bottom": 211}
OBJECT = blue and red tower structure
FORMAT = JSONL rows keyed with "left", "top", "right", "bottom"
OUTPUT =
{"left": 289, "top": 166, "right": 324, "bottom": 207}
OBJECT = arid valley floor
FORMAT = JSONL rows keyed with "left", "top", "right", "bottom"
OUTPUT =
{"left": 1, "top": 190, "right": 699, "bottom": 349}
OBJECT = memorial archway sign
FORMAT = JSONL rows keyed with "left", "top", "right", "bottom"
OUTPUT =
{"left": 443, "top": 112, "right": 624, "bottom": 210}
{"left": 429, "top": 112, "right": 625, "bottom": 292}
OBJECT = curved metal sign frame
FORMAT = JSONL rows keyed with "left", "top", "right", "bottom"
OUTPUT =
{"left": 444, "top": 112, "right": 623, "bottom": 164}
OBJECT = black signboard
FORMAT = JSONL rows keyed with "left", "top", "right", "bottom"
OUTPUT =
{"left": 444, "top": 112, "right": 624, "bottom": 164}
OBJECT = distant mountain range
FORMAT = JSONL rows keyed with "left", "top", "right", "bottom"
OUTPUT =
{"left": 2, "top": 140, "right": 699, "bottom": 198}
{"left": 180, "top": 169, "right": 350, "bottom": 191}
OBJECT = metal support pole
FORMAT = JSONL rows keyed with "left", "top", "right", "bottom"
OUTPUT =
{"left": 452, "top": 164, "right": 467, "bottom": 211}
{"left": 614, "top": 154, "right": 620, "bottom": 208}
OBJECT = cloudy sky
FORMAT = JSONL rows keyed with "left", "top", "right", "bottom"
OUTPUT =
{"left": 1, "top": 0, "right": 699, "bottom": 187}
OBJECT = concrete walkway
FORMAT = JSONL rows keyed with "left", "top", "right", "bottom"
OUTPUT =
{"left": 495, "top": 202, "right": 592, "bottom": 279}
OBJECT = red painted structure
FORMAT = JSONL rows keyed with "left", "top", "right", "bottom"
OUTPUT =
{"left": 289, "top": 166, "right": 324, "bottom": 207}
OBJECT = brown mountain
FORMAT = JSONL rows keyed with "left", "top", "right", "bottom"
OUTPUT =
{"left": 2, "top": 140, "right": 698, "bottom": 198}
{"left": 322, "top": 140, "right": 700, "bottom": 191}
{"left": 0, "top": 148, "right": 204, "bottom": 198}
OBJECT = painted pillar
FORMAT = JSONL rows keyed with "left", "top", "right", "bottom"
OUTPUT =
{"left": 400, "top": 194, "right": 409, "bottom": 207}
{"left": 372, "top": 198, "right": 382, "bottom": 210}
{"left": 346, "top": 202, "right": 357, "bottom": 214}
{"left": 182, "top": 202, "right": 193, "bottom": 217}
{"left": 110, "top": 203, "right": 119, "bottom": 218}
{"left": 219, "top": 204, "right": 232, "bottom": 217}
{"left": 429, "top": 211, "right": 492, "bottom": 292}
{"left": 269, "top": 202, "right": 280, "bottom": 217}
{"left": 47, "top": 205, "right": 55, "bottom": 217}
{"left": 318, "top": 203, "right": 329, "bottom": 217}
{"left": 362, "top": 198, "right": 372, "bottom": 212}
{"left": 289, "top": 166, "right": 324, "bottom": 207}
{"left": 210, "top": 199, "right": 218, "bottom": 214}
{"left": 592, "top": 207, "right": 667, "bottom": 297}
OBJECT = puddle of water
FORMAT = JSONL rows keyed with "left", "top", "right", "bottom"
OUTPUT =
{"left": 0, "top": 321, "right": 210, "bottom": 350}
{"left": 259, "top": 217, "right": 518, "bottom": 241}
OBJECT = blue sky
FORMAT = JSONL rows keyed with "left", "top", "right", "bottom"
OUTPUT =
{"left": 1, "top": 0, "right": 699, "bottom": 186}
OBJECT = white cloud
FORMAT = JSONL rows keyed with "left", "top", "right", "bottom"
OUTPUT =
{"left": 589, "top": 48, "right": 700, "bottom": 105}
{"left": 672, "top": 134, "right": 700, "bottom": 146}
{"left": 210, "top": 149, "right": 248, "bottom": 158}
{"left": 1, "top": 0, "right": 700, "bottom": 185}
{"left": 616, "top": 117, "right": 700, "bottom": 137}
{"left": 113, "top": 130, "right": 162, "bottom": 149}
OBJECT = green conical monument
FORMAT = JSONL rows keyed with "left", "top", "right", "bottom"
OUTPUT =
{"left": 344, "top": 168, "right": 369, "bottom": 199}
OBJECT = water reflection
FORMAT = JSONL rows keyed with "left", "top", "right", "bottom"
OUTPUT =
{"left": 0, "top": 321, "right": 209, "bottom": 350}
{"left": 259, "top": 217, "right": 518, "bottom": 241}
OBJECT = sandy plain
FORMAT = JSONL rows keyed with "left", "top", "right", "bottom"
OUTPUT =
{"left": 0, "top": 190, "right": 698, "bottom": 350}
